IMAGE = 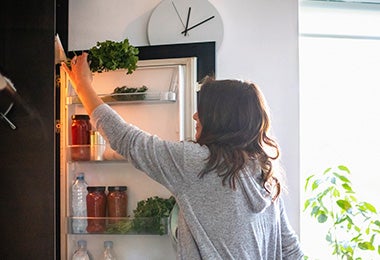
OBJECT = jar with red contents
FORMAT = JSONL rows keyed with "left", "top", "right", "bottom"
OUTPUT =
{"left": 107, "top": 186, "right": 128, "bottom": 224}
{"left": 71, "top": 114, "right": 91, "bottom": 161}
{"left": 86, "top": 186, "right": 107, "bottom": 233}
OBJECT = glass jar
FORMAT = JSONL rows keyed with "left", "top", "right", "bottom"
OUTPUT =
{"left": 107, "top": 186, "right": 128, "bottom": 224}
{"left": 71, "top": 114, "right": 91, "bottom": 161}
{"left": 86, "top": 186, "right": 107, "bottom": 233}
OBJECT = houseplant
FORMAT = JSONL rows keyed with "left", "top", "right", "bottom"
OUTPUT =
{"left": 304, "top": 165, "right": 380, "bottom": 259}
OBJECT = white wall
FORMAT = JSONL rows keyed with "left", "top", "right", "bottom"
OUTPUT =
{"left": 68, "top": 0, "right": 300, "bottom": 234}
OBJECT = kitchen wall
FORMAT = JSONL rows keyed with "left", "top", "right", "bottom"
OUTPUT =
{"left": 68, "top": 0, "right": 300, "bottom": 234}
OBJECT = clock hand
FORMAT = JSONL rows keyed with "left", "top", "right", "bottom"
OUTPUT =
{"left": 171, "top": 1, "right": 185, "bottom": 28}
{"left": 184, "top": 7, "right": 191, "bottom": 36}
{"left": 181, "top": 15, "right": 215, "bottom": 34}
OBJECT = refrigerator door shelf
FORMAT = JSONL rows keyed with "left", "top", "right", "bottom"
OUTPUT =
{"left": 69, "top": 216, "right": 169, "bottom": 235}
{"left": 67, "top": 91, "right": 177, "bottom": 105}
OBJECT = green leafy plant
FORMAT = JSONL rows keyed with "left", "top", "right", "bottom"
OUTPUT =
{"left": 132, "top": 196, "right": 176, "bottom": 235}
{"left": 105, "top": 196, "right": 176, "bottom": 235}
{"left": 112, "top": 85, "right": 148, "bottom": 101}
{"left": 88, "top": 38, "right": 139, "bottom": 74}
{"left": 304, "top": 165, "right": 380, "bottom": 259}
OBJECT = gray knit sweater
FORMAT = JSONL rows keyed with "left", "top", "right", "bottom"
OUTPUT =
{"left": 91, "top": 104, "right": 303, "bottom": 260}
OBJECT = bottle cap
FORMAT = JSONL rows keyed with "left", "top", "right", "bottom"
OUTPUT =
{"left": 71, "top": 114, "right": 90, "bottom": 120}
{"left": 108, "top": 186, "right": 127, "bottom": 192}
{"left": 87, "top": 186, "right": 106, "bottom": 192}
{"left": 104, "top": 240, "right": 113, "bottom": 248}
{"left": 77, "top": 240, "right": 87, "bottom": 247}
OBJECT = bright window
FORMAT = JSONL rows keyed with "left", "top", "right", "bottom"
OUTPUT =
{"left": 299, "top": 1, "right": 380, "bottom": 258}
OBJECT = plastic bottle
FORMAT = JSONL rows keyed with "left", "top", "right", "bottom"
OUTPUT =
{"left": 103, "top": 241, "right": 117, "bottom": 260}
{"left": 72, "top": 239, "right": 92, "bottom": 260}
{"left": 72, "top": 172, "right": 88, "bottom": 233}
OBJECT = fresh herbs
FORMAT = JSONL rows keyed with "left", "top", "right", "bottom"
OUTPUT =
{"left": 112, "top": 85, "right": 148, "bottom": 101}
{"left": 105, "top": 196, "right": 176, "bottom": 235}
{"left": 132, "top": 196, "right": 176, "bottom": 235}
{"left": 88, "top": 38, "right": 139, "bottom": 74}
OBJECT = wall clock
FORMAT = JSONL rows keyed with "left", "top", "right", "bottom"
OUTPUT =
{"left": 147, "top": 0, "right": 224, "bottom": 50}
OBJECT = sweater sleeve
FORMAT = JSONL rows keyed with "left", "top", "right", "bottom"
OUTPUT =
{"left": 279, "top": 198, "right": 304, "bottom": 260}
{"left": 90, "top": 104, "right": 207, "bottom": 195}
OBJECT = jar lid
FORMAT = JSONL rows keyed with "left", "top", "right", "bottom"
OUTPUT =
{"left": 108, "top": 186, "right": 127, "bottom": 192}
{"left": 72, "top": 114, "right": 90, "bottom": 120}
{"left": 87, "top": 186, "right": 106, "bottom": 192}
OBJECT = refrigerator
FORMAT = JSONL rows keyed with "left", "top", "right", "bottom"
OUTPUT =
{"left": 59, "top": 57, "right": 198, "bottom": 259}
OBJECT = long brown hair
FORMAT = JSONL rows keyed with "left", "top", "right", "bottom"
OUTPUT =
{"left": 196, "top": 77, "right": 281, "bottom": 200}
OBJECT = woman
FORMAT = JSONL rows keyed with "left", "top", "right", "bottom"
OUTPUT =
{"left": 62, "top": 53, "right": 303, "bottom": 260}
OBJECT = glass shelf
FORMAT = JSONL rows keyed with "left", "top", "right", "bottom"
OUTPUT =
{"left": 69, "top": 217, "right": 169, "bottom": 235}
{"left": 67, "top": 91, "right": 176, "bottom": 105}
{"left": 67, "top": 145, "right": 127, "bottom": 162}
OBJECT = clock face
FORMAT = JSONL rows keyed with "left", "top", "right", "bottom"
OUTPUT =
{"left": 147, "top": 0, "right": 224, "bottom": 49}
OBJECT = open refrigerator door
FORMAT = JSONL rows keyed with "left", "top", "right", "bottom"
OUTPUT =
{"left": 59, "top": 57, "right": 197, "bottom": 259}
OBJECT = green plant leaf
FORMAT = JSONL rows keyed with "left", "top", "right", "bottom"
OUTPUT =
{"left": 374, "top": 220, "right": 380, "bottom": 227}
{"left": 338, "top": 165, "right": 350, "bottom": 173}
{"left": 342, "top": 183, "right": 353, "bottom": 192}
{"left": 333, "top": 188, "right": 340, "bottom": 198}
{"left": 333, "top": 172, "right": 351, "bottom": 184}
{"left": 304, "top": 174, "right": 315, "bottom": 190}
{"left": 337, "top": 199, "right": 352, "bottom": 211}
{"left": 304, "top": 198, "right": 314, "bottom": 211}
{"left": 360, "top": 202, "right": 377, "bottom": 214}
{"left": 330, "top": 176, "right": 336, "bottom": 185}
{"left": 358, "top": 241, "right": 375, "bottom": 250}
{"left": 335, "top": 215, "right": 347, "bottom": 224}
{"left": 318, "top": 213, "right": 328, "bottom": 223}
{"left": 311, "top": 206, "right": 320, "bottom": 216}
{"left": 323, "top": 167, "right": 332, "bottom": 174}
{"left": 312, "top": 179, "right": 322, "bottom": 190}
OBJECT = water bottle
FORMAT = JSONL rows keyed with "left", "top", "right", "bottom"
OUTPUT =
{"left": 72, "top": 172, "right": 88, "bottom": 233}
{"left": 103, "top": 241, "right": 117, "bottom": 260}
{"left": 72, "top": 240, "right": 92, "bottom": 260}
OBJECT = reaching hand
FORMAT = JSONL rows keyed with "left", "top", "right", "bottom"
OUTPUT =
{"left": 61, "top": 53, "right": 103, "bottom": 114}
{"left": 61, "top": 53, "right": 93, "bottom": 94}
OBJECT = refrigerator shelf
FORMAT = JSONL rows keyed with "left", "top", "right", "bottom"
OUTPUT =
{"left": 67, "top": 91, "right": 176, "bottom": 105}
{"left": 69, "top": 217, "right": 169, "bottom": 235}
{"left": 67, "top": 145, "right": 127, "bottom": 162}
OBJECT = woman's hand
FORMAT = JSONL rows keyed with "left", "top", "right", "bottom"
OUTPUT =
{"left": 61, "top": 53, "right": 92, "bottom": 94}
{"left": 61, "top": 53, "right": 103, "bottom": 114}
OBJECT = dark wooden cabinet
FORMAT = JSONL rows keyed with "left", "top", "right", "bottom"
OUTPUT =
{"left": 0, "top": 0, "right": 58, "bottom": 258}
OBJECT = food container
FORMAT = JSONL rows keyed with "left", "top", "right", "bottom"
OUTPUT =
{"left": 86, "top": 186, "right": 107, "bottom": 233}
{"left": 107, "top": 186, "right": 128, "bottom": 224}
{"left": 71, "top": 114, "right": 91, "bottom": 160}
